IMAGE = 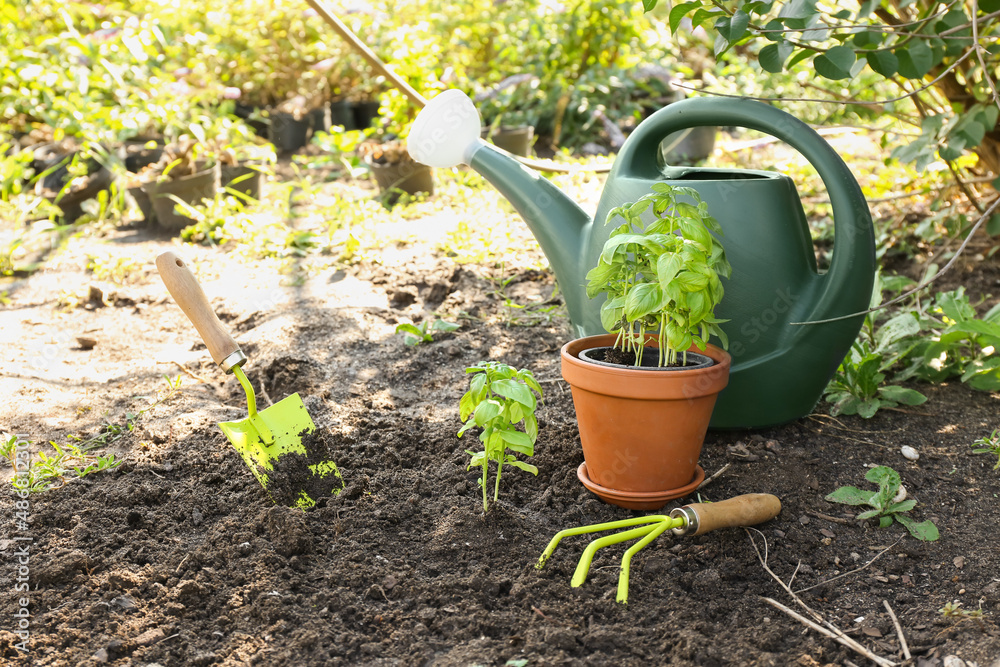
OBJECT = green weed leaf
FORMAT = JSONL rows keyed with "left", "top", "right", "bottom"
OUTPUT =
{"left": 825, "top": 485, "right": 874, "bottom": 506}
{"left": 878, "top": 385, "right": 927, "bottom": 406}
{"left": 894, "top": 513, "right": 940, "bottom": 541}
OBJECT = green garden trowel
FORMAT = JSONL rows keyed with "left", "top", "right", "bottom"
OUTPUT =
{"left": 156, "top": 251, "right": 342, "bottom": 509}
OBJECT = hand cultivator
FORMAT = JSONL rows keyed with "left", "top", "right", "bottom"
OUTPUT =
{"left": 537, "top": 494, "right": 781, "bottom": 603}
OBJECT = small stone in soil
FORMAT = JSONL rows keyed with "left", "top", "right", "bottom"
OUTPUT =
{"left": 261, "top": 428, "right": 345, "bottom": 507}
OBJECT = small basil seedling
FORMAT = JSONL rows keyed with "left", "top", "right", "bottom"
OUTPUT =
{"left": 457, "top": 362, "right": 543, "bottom": 513}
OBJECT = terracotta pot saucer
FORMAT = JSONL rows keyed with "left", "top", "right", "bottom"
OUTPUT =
{"left": 577, "top": 462, "right": 706, "bottom": 511}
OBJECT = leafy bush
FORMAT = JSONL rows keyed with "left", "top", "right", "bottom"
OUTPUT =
{"left": 649, "top": 1, "right": 1000, "bottom": 174}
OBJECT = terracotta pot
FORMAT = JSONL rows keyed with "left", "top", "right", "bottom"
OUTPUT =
{"left": 561, "top": 333, "right": 731, "bottom": 510}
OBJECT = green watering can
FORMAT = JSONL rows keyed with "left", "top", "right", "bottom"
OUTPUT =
{"left": 407, "top": 90, "right": 876, "bottom": 428}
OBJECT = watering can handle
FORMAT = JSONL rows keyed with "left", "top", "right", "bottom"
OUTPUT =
{"left": 156, "top": 251, "right": 245, "bottom": 372}
{"left": 619, "top": 97, "right": 874, "bottom": 315}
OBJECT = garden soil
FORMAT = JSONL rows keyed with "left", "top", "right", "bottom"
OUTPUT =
{"left": 2, "top": 209, "right": 1000, "bottom": 666}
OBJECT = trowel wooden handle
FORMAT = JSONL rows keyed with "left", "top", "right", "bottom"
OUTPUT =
{"left": 156, "top": 251, "right": 243, "bottom": 370}
{"left": 672, "top": 494, "right": 781, "bottom": 536}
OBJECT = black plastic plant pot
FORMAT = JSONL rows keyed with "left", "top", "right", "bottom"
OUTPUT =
{"left": 221, "top": 163, "right": 264, "bottom": 200}
{"left": 128, "top": 186, "right": 155, "bottom": 224}
{"left": 368, "top": 159, "right": 434, "bottom": 206}
{"left": 483, "top": 125, "right": 534, "bottom": 157}
{"left": 330, "top": 99, "right": 356, "bottom": 130}
{"left": 141, "top": 164, "right": 219, "bottom": 232}
{"left": 578, "top": 346, "right": 715, "bottom": 371}
{"left": 310, "top": 106, "right": 331, "bottom": 135}
{"left": 352, "top": 100, "right": 381, "bottom": 129}
{"left": 267, "top": 110, "right": 311, "bottom": 153}
{"left": 32, "top": 144, "right": 114, "bottom": 220}
{"left": 660, "top": 126, "right": 718, "bottom": 165}
{"left": 235, "top": 104, "right": 269, "bottom": 137}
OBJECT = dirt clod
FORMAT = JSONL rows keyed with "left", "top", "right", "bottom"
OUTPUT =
{"left": 261, "top": 428, "right": 345, "bottom": 507}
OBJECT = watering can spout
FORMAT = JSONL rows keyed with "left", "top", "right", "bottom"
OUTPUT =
{"left": 408, "top": 90, "right": 593, "bottom": 324}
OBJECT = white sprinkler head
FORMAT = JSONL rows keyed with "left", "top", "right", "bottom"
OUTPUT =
{"left": 407, "top": 89, "right": 484, "bottom": 168}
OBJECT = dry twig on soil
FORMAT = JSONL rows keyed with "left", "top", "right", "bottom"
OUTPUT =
{"left": 697, "top": 463, "right": 731, "bottom": 489}
{"left": 746, "top": 528, "right": 897, "bottom": 667}
{"left": 883, "top": 599, "right": 911, "bottom": 661}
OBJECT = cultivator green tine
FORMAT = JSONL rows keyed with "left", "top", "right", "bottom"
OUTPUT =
{"left": 538, "top": 514, "right": 686, "bottom": 604}
{"left": 536, "top": 515, "right": 669, "bottom": 570}
{"left": 571, "top": 524, "right": 664, "bottom": 587}
{"left": 538, "top": 495, "right": 783, "bottom": 603}
{"left": 616, "top": 521, "right": 677, "bottom": 604}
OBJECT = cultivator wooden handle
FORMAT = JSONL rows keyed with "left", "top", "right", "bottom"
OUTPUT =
{"left": 671, "top": 493, "right": 782, "bottom": 536}
{"left": 155, "top": 251, "right": 245, "bottom": 371}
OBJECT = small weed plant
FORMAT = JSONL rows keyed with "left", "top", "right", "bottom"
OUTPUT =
{"left": 586, "top": 183, "right": 730, "bottom": 366}
{"left": 940, "top": 601, "right": 984, "bottom": 622}
{"left": 826, "top": 465, "right": 939, "bottom": 541}
{"left": 826, "top": 269, "right": 1000, "bottom": 418}
{"left": 971, "top": 429, "right": 1000, "bottom": 470}
{"left": 86, "top": 253, "right": 143, "bottom": 285}
{"left": 1, "top": 374, "right": 183, "bottom": 493}
{"left": 488, "top": 267, "right": 565, "bottom": 328}
{"left": 825, "top": 272, "right": 928, "bottom": 418}
{"left": 457, "top": 362, "right": 543, "bottom": 513}
{"left": 395, "top": 318, "right": 459, "bottom": 346}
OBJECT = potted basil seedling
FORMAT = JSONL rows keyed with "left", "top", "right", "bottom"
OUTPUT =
{"left": 561, "top": 182, "right": 732, "bottom": 510}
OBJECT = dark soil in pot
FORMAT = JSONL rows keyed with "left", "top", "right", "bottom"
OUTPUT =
{"left": 579, "top": 345, "right": 714, "bottom": 370}
{"left": 119, "top": 140, "right": 164, "bottom": 173}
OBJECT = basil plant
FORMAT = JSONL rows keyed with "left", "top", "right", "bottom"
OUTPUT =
{"left": 585, "top": 183, "right": 731, "bottom": 367}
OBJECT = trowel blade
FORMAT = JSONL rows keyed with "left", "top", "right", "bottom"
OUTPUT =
{"left": 219, "top": 393, "right": 342, "bottom": 507}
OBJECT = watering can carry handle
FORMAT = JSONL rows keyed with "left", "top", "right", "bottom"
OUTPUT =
{"left": 155, "top": 251, "right": 245, "bottom": 372}
{"left": 620, "top": 97, "right": 873, "bottom": 305}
